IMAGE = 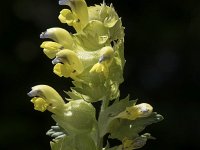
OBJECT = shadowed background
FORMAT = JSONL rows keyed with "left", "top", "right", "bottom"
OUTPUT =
{"left": 0, "top": 0, "right": 200, "bottom": 149}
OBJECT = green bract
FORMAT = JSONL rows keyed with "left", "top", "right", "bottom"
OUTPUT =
{"left": 52, "top": 100, "right": 96, "bottom": 134}
{"left": 28, "top": 0, "right": 163, "bottom": 150}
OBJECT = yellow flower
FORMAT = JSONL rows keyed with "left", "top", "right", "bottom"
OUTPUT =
{"left": 58, "top": 9, "right": 76, "bottom": 26}
{"left": 58, "top": 0, "right": 89, "bottom": 32}
{"left": 90, "top": 46, "right": 114, "bottom": 77}
{"left": 53, "top": 63, "right": 70, "bottom": 77}
{"left": 31, "top": 97, "right": 49, "bottom": 112}
{"left": 52, "top": 49, "right": 84, "bottom": 78}
{"left": 27, "top": 85, "right": 65, "bottom": 113}
{"left": 40, "top": 27, "right": 74, "bottom": 49}
{"left": 116, "top": 103, "right": 153, "bottom": 120}
{"left": 58, "top": 9, "right": 81, "bottom": 32}
{"left": 40, "top": 41, "right": 63, "bottom": 59}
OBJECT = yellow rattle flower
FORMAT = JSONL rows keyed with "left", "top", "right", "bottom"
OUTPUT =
{"left": 27, "top": 85, "right": 65, "bottom": 113}
{"left": 58, "top": 0, "right": 89, "bottom": 32}
{"left": 52, "top": 49, "right": 84, "bottom": 79}
{"left": 90, "top": 46, "right": 114, "bottom": 77}
{"left": 40, "top": 27, "right": 74, "bottom": 49}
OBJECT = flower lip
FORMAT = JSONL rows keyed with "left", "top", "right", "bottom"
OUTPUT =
{"left": 59, "top": 0, "right": 70, "bottom": 5}
{"left": 40, "top": 31, "right": 49, "bottom": 39}
{"left": 52, "top": 57, "right": 63, "bottom": 65}
{"left": 27, "top": 90, "right": 41, "bottom": 97}
{"left": 98, "top": 55, "right": 110, "bottom": 63}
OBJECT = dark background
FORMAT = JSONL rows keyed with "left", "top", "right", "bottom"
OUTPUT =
{"left": 1, "top": 0, "right": 200, "bottom": 149}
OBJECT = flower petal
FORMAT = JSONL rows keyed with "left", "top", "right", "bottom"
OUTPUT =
{"left": 31, "top": 97, "right": 49, "bottom": 112}
{"left": 40, "top": 41, "right": 63, "bottom": 59}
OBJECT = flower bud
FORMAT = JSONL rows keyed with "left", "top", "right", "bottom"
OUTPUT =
{"left": 99, "top": 46, "right": 114, "bottom": 63}
{"left": 116, "top": 103, "right": 153, "bottom": 120}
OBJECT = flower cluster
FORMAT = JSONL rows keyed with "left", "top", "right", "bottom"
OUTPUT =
{"left": 28, "top": 0, "right": 163, "bottom": 150}
{"left": 39, "top": 0, "right": 124, "bottom": 102}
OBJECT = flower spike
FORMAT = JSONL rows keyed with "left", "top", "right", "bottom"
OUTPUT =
{"left": 29, "top": 1, "right": 163, "bottom": 149}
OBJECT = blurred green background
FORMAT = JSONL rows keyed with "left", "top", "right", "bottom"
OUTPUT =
{"left": 0, "top": 0, "right": 200, "bottom": 149}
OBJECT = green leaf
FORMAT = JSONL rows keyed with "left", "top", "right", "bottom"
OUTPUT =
{"left": 113, "top": 39, "right": 125, "bottom": 70}
{"left": 98, "top": 96, "right": 137, "bottom": 137}
{"left": 109, "top": 112, "right": 164, "bottom": 140}
{"left": 109, "top": 19, "right": 124, "bottom": 41}
{"left": 66, "top": 75, "right": 122, "bottom": 102}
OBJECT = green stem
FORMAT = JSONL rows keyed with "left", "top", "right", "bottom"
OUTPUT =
{"left": 98, "top": 97, "right": 109, "bottom": 150}
{"left": 101, "top": 97, "right": 110, "bottom": 112}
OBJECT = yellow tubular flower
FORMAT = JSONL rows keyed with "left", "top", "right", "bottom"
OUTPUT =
{"left": 116, "top": 103, "right": 153, "bottom": 120}
{"left": 40, "top": 27, "right": 74, "bottom": 49}
{"left": 58, "top": 9, "right": 81, "bottom": 32}
{"left": 40, "top": 41, "right": 63, "bottom": 59}
{"left": 58, "top": 0, "right": 89, "bottom": 31}
{"left": 27, "top": 85, "right": 65, "bottom": 113}
{"left": 59, "top": 9, "right": 76, "bottom": 26}
{"left": 52, "top": 49, "right": 84, "bottom": 78}
{"left": 90, "top": 46, "right": 114, "bottom": 77}
{"left": 53, "top": 63, "right": 70, "bottom": 77}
